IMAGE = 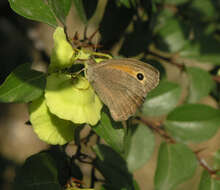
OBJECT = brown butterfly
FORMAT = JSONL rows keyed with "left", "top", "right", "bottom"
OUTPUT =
{"left": 86, "top": 58, "right": 160, "bottom": 121}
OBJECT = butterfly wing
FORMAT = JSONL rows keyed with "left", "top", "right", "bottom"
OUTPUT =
{"left": 89, "top": 78, "right": 145, "bottom": 121}
{"left": 86, "top": 58, "right": 159, "bottom": 121}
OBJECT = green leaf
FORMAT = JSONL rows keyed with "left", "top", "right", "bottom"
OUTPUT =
{"left": 142, "top": 81, "right": 181, "bottom": 116}
{"left": 154, "top": 143, "right": 197, "bottom": 190}
{"left": 186, "top": 67, "right": 215, "bottom": 103}
{"left": 124, "top": 124, "right": 155, "bottom": 172}
{"left": 198, "top": 149, "right": 220, "bottom": 189}
{"left": 8, "top": 0, "right": 57, "bottom": 27}
{"left": 154, "top": 9, "right": 176, "bottom": 33}
{"left": 93, "top": 144, "right": 135, "bottom": 190}
{"left": 0, "top": 63, "right": 46, "bottom": 103}
{"left": 180, "top": 36, "right": 220, "bottom": 65}
{"left": 72, "top": 0, "right": 87, "bottom": 24}
{"left": 163, "top": 0, "right": 189, "bottom": 5}
{"left": 93, "top": 111, "right": 124, "bottom": 154}
{"left": 156, "top": 17, "right": 189, "bottom": 52}
{"left": 99, "top": 1, "right": 135, "bottom": 49}
{"left": 165, "top": 104, "right": 220, "bottom": 142}
{"left": 82, "top": 0, "right": 98, "bottom": 21}
{"left": 133, "top": 180, "right": 141, "bottom": 190}
{"left": 198, "top": 170, "right": 220, "bottom": 190}
{"left": 119, "top": 20, "right": 153, "bottom": 56}
{"left": 190, "top": 0, "right": 217, "bottom": 20}
{"left": 72, "top": 0, "right": 98, "bottom": 24}
{"left": 214, "top": 149, "right": 220, "bottom": 169}
{"left": 14, "top": 151, "right": 62, "bottom": 190}
{"left": 117, "top": 0, "right": 136, "bottom": 8}
{"left": 48, "top": 0, "right": 72, "bottom": 25}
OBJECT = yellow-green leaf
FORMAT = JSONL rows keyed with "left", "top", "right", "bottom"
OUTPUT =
{"left": 45, "top": 74, "right": 102, "bottom": 125}
{"left": 29, "top": 96, "right": 75, "bottom": 145}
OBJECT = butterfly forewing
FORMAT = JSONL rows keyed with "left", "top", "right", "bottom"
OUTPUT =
{"left": 86, "top": 58, "right": 160, "bottom": 121}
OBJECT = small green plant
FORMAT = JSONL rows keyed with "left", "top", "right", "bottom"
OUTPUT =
{"left": 1, "top": 0, "right": 220, "bottom": 189}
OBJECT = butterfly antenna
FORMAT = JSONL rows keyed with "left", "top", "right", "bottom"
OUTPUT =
{"left": 94, "top": 35, "right": 98, "bottom": 51}
{"left": 88, "top": 57, "right": 97, "bottom": 65}
{"left": 88, "top": 27, "right": 99, "bottom": 42}
{"left": 73, "top": 31, "right": 79, "bottom": 41}
{"left": 83, "top": 25, "right": 88, "bottom": 41}
{"left": 88, "top": 28, "right": 99, "bottom": 51}
{"left": 64, "top": 25, "right": 71, "bottom": 43}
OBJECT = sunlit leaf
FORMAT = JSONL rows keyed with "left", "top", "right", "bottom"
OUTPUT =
{"left": 156, "top": 17, "right": 189, "bottom": 52}
{"left": 165, "top": 104, "right": 220, "bottom": 142}
{"left": 186, "top": 67, "right": 215, "bottom": 103}
{"left": 8, "top": 0, "right": 57, "bottom": 27}
{"left": 29, "top": 96, "right": 75, "bottom": 145}
{"left": 143, "top": 81, "right": 181, "bottom": 116}
{"left": 154, "top": 143, "right": 197, "bottom": 190}
{"left": 124, "top": 124, "right": 155, "bottom": 172}
{"left": 93, "top": 111, "right": 124, "bottom": 154}
{"left": 45, "top": 74, "right": 102, "bottom": 125}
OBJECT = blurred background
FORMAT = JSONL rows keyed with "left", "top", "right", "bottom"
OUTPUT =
{"left": 0, "top": 1, "right": 49, "bottom": 189}
{"left": 1, "top": 0, "right": 220, "bottom": 189}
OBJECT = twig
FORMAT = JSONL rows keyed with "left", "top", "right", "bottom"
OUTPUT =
{"left": 137, "top": 116, "right": 176, "bottom": 143}
{"left": 90, "top": 165, "right": 96, "bottom": 188}
{"left": 81, "top": 129, "right": 96, "bottom": 146}
{"left": 195, "top": 150, "right": 220, "bottom": 180}
{"left": 212, "top": 76, "right": 220, "bottom": 83}
{"left": 71, "top": 129, "right": 94, "bottom": 165}
{"left": 150, "top": 51, "right": 184, "bottom": 70}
